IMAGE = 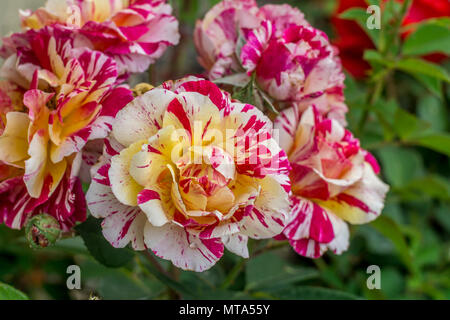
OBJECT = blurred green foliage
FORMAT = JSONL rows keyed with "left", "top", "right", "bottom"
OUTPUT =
{"left": 0, "top": 0, "right": 449, "bottom": 300}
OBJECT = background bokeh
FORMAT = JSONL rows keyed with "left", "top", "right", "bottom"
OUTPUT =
{"left": 0, "top": 0, "right": 449, "bottom": 300}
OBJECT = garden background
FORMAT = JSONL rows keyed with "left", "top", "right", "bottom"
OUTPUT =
{"left": 0, "top": 0, "right": 449, "bottom": 300}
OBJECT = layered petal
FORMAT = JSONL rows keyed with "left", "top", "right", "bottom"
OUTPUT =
{"left": 87, "top": 77, "right": 291, "bottom": 270}
{"left": 195, "top": 2, "right": 348, "bottom": 122}
{"left": 284, "top": 196, "right": 349, "bottom": 258}
{"left": 21, "top": 0, "right": 180, "bottom": 74}
{"left": 144, "top": 222, "right": 224, "bottom": 272}
{"left": 0, "top": 25, "right": 131, "bottom": 231}
{"left": 319, "top": 163, "right": 389, "bottom": 224}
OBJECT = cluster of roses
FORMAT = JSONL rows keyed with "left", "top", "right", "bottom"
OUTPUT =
{"left": 0, "top": 0, "right": 389, "bottom": 272}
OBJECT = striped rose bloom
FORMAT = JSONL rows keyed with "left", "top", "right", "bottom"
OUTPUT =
{"left": 0, "top": 26, "right": 133, "bottom": 231}
{"left": 274, "top": 106, "right": 389, "bottom": 258}
{"left": 194, "top": 1, "right": 347, "bottom": 125}
{"left": 20, "top": 0, "right": 180, "bottom": 74}
{"left": 87, "top": 76, "right": 291, "bottom": 271}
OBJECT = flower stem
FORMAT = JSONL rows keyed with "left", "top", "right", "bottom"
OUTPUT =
{"left": 142, "top": 251, "right": 181, "bottom": 299}
{"left": 143, "top": 250, "right": 171, "bottom": 278}
{"left": 357, "top": 71, "right": 387, "bottom": 136}
{"left": 220, "top": 258, "right": 246, "bottom": 290}
{"left": 252, "top": 240, "right": 289, "bottom": 257}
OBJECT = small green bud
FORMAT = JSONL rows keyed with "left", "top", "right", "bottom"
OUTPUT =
{"left": 25, "top": 214, "right": 61, "bottom": 249}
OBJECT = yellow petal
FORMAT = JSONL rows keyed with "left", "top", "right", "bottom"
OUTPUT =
{"left": 109, "top": 140, "right": 146, "bottom": 206}
{"left": 206, "top": 186, "right": 235, "bottom": 213}
{"left": 0, "top": 112, "right": 30, "bottom": 166}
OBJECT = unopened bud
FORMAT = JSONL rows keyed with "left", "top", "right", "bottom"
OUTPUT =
{"left": 25, "top": 214, "right": 61, "bottom": 249}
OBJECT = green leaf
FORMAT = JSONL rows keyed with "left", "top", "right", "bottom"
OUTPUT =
{"left": 246, "top": 252, "right": 319, "bottom": 291}
{"left": 80, "top": 259, "right": 163, "bottom": 300}
{"left": 410, "top": 133, "right": 450, "bottom": 157}
{"left": 235, "top": 30, "right": 247, "bottom": 65}
{"left": 213, "top": 73, "right": 250, "bottom": 87}
{"left": 393, "top": 108, "right": 429, "bottom": 139}
{"left": 371, "top": 99, "right": 398, "bottom": 141}
{"left": 403, "top": 23, "right": 450, "bottom": 56}
{"left": 435, "top": 204, "right": 450, "bottom": 233}
{"left": 140, "top": 254, "right": 197, "bottom": 298}
{"left": 396, "top": 58, "right": 450, "bottom": 83}
{"left": 274, "top": 286, "right": 361, "bottom": 300}
{"left": 405, "top": 175, "right": 450, "bottom": 200}
{"left": 339, "top": 8, "right": 367, "bottom": 20}
{"left": 418, "top": 95, "right": 447, "bottom": 132}
{"left": 364, "top": 50, "right": 391, "bottom": 65}
{"left": 197, "top": 290, "right": 254, "bottom": 300}
{"left": 0, "top": 282, "right": 28, "bottom": 300}
{"left": 380, "top": 267, "right": 405, "bottom": 299}
{"left": 75, "top": 216, "right": 134, "bottom": 268}
{"left": 232, "top": 79, "right": 255, "bottom": 105}
{"left": 412, "top": 73, "right": 442, "bottom": 97}
{"left": 258, "top": 88, "right": 279, "bottom": 115}
{"left": 370, "top": 216, "right": 413, "bottom": 272}
{"left": 376, "top": 146, "right": 424, "bottom": 187}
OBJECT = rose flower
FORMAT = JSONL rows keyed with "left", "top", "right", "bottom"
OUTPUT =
{"left": 87, "top": 76, "right": 291, "bottom": 271}
{"left": 0, "top": 26, "right": 132, "bottom": 231}
{"left": 274, "top": 105, "right": 389, "bottom": 258}
{"left": 195, "top": 0, "right": 348, "bottom": 124}
{"left": 20, "top": 0, "right": 180, "bottom": 74}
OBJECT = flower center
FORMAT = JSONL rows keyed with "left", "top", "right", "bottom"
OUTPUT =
{"left": 175, "top": 146, "right": 236, "bottom": 214}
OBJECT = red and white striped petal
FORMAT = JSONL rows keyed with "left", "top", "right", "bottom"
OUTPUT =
{"left": 21, "top": 0, "right": 180, "bottom": 75}
{"left": 144, "top": 223, "right": 224, "bottom": 272}
{"left": 113, "top": 88, "right": 177, "bottom": 147}
{"left": 226, "top": 103, "right": 290, "bottom": 181}
{"left": 0, "top": 177, "right": 34, "bottom": 229}
{"left": 321, "top": 163, "right": 389, "bottom": 224}
{"left": 193, "top": 0, "right": 260, "bottom": 80}
{"left": 284, "top": 196, "right": 335, "bottom": 243}
{"left": 137, "top": 188, "right": 171, "bottom": 227}
{"left": 87, "top": 161, "right": 146, "bottom": 250}
{"left": 222, "top": 233, "right": 249, "bottom": 258}
{"left": 86, "top": 76, "right": 293, "bottom": 270}
{"left": 101, "top": 208, "right": 147, "bottom": 251}
{"left": 288, "top": 238, "right": 326, "bottom": 259}
{"left": 87, "top": 163, "right": 119, "bottom": 219}
{"left": 240, "top": 21, "right": 273, "bottom": 73}
{"left": 258, "top": 4, "right": 309, "bottom": 37}
{"left": 240, "top": 176, "right": 289, "bottom": 239}
{"left": 174, "top": 78, "right": 231, "bottom": 113}
{"left": 109, "top": 140, "right": 145, "bottom": 206}
{"left": 273, "top": 105, "right": 301, "bottom": 155}
{"left": 285, "top": 197, "right": 349, "bottom": 258}
{"left": 162, "top": 90, "right": 222, "bottom": 140}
